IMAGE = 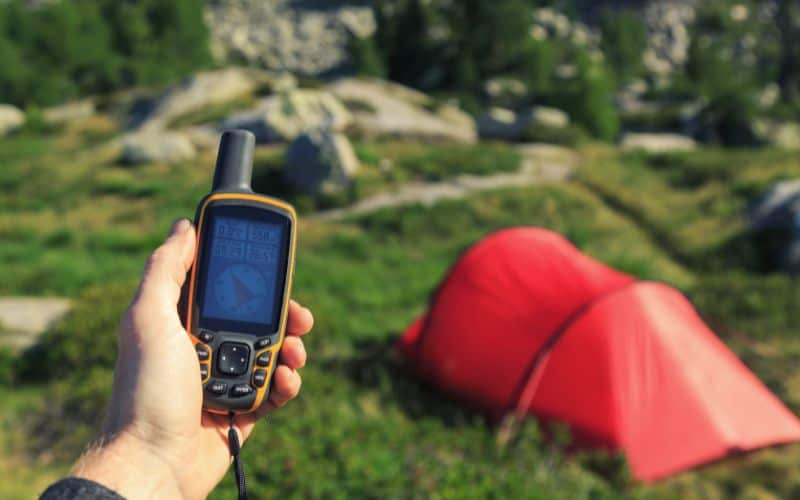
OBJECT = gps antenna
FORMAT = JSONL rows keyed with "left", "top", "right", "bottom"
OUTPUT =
{"left": 212, "top": 129, "right": 255, "bottom": 193}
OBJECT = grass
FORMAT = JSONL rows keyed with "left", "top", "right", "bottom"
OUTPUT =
{"left": 167, "top": 95, "right": 259, "bottom": 129}
{"left": 2, "top": 125, "right": 800, "bottom": 498}
{"left": 249, "top": 140, "right": 524, "bottom": 213}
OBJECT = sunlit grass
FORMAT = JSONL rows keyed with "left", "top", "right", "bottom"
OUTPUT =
{"left": 2, "top": 130, "right": 800, "bottom": 498}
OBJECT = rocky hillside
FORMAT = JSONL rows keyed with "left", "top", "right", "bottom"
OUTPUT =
{"left": 205, "top": 0, "right": 376, "bottom": 76}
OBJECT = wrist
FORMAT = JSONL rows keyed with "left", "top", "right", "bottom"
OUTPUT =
{"left": 71, "top": 430, "right": 183, "bottom": 500}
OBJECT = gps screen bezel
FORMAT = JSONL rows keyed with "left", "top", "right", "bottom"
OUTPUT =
{"left": 195, "top": 202, "right": 291, "bottom": 335}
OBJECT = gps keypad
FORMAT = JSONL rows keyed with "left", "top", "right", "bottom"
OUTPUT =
{"left": 217, "top": 342, "right": 250, "bottom": 376}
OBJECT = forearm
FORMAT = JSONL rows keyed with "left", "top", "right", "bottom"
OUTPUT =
{"left": 70, "top": 431, "right": 183, "bottom": 500}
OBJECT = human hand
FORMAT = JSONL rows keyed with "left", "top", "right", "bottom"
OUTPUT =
{"left": 71, "top": 219, "right": 313, "bottom": 499}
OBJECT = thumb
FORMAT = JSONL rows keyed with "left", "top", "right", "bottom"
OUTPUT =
{"left": 133, "top": 219, "right": 196, "bottom": 312}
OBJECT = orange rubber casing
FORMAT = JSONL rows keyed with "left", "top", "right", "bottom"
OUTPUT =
{"left": 183, "top": 192, "right": 297, "bottom": 415}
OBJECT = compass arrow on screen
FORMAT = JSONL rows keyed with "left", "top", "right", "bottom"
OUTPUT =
{"left": 231, "top": 271, "right": 256, "bottom": 306}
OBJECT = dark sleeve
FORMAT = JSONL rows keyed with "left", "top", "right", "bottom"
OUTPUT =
{"left": 40, "top": 478, "right": 125, "bottom": 500}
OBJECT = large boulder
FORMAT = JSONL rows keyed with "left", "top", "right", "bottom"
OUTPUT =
{"left": 327, "top": 78, "right": 477, "bottom": 143}
{"left": 119, "top": 131, "right": 197, "bottom": 165}
{"left": 284, "top": 130, "right": 359, "bottom": 194}
{"left": 620, "top": 132, "right": 697, "bottom": 153}
{"left": 223, "top": 89, "right": 352, "bottom": 144}
{"left": 0, "top": 104, "right": 25, "bottom": 136}
{"left": 748, "top": 179, "right": 800, "bottom": 273}
{"left": 477, "top": 106, "right": 569, "bottom": 141}
{"left": 0, "top": 297, "right": 71, "bottom": 351}
{"left": 43, "top": 99, "right": 95, "bottom": 125}
{"left": 130, "top": 67, "right": 267, "bottom": 131}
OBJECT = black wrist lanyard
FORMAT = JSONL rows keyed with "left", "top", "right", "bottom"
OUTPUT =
{"left": 228, "top": 413, "right": 247, "bottom": 500}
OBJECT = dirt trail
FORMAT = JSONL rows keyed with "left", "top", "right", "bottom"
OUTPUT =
{"left": 316, "top": 144, "right": 578, "bottom": 221}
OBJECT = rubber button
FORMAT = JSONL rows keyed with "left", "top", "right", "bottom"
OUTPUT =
{"left": 255, "top": 337, "right": 271, "bottom": 350}
{"left": 206, "top": 380, "right": 227, "bottom": 395}
{"left": 256, "top": 351, "right": 271, "bottom": 367}
{"left": 253, "top": 369, "right": 267, "bottom": 388}
{"left": 199, "top": 363, "right": 209, "bottom": 380}
{"left": 199, "top": 330, "right": 215, "bottom": 343}
{"left": 217, "top": 342, "right": 250, "bottom": 376}
{"left": 231, "top": 384, "right": 254, "bottom": 397}
{"left": 196, "top": 344, "right": 210, "bottom": 361}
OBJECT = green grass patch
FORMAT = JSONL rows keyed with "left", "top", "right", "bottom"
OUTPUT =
{"left": 3, "top": 128, "right": 800, "bottom": 498}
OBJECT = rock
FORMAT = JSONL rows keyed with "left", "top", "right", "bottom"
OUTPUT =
{"left": 223, "top": 89, "right": 351, "bottom": 144}
{"left": 478, "top": 108, "right": 521, "bottom": 140}
{"left": 131, "top": 67, "right": 266, "bottom": 131}
{"left": 268, "top": 71, "right": 298, "bottom": 93}
{"left": 477, "top": 106, "right": 569, "bottom": 141}
{"left": 748, "top": 179, "right": 800, "bottom": 273}
{"left": 532, "top": 7, "right": 599, "bottom": 49}
{"left": 328, "top": 78, "right": 476, "bottom": 143}
{"left": 42, "top": 99, "right": 95, "bottom": 125}
{"left": 119, "top": 131, "right": 197, "bottom": 164}
{"left": 0, "top": 104, "right": 25, "bottom": 136}
{"left": 184, "top": 125, "right": 222, "bottom": 151}
{"left": 284, "top": 130, "right": 359, "bottom": 194}
{"left": 205, "top": 0, "right": 376, "bottom": 77}
{"left": 730, "top": 4, "right": 749, "bottom": 22}
{"left": 0, "top": 297, "right": 71, "bottom": 351}
{"left": 758, "top": 83, "right": 781, "bottom": 109}
{"left": 435, "top": 104, "right": 476, "bottom": 135}
{"left": 749, "top": 180, "right": 800, "bottom": 232}
{"left": 483, "top": 77, "right": 528, "bottom": 107}
{"left": 642, "top": 2, "right": 695, "bottom": 78}
{"left": 753, "top": 120, "right": 800, "bottom": 150}
{"left": 624, "top": 79, "right": 649, "bottom": 97}
{"left": 620, "top": 132, "right": 697, "bottom": 153}
{"left": 529, "top": 107, "right": 569, "bottom": 129}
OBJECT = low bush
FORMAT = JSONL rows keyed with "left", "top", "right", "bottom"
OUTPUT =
{"left": 521, "top": 123, "right": 586, "bottom": 146}
{"left": 17, "top": 281, "right": 135, "bottom": 382}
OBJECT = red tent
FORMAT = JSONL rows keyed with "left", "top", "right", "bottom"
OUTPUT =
{"left": 398, "top": 227, "right": 800, "bottom": 481}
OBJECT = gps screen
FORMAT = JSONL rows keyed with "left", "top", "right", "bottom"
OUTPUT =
{"left": 201, "top": 215, "right": 285, "bottom": 328}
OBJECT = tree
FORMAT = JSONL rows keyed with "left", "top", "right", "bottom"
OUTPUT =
{"left": 0, "top": 0, "right": 210, "bottom": 107}
{"left": 600, "top": 8, "right": 646, "bottom": 84}
{"left": 776, "top": 0, "right": 800, "bottom": 101}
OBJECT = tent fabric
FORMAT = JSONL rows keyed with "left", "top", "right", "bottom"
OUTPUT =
{"left": 398, "top": 227, "right": 800, "bottom": 481}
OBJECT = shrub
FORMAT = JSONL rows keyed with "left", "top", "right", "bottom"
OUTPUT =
{"left": 373, "top": 2, "right": 620, "bottom": 141}
{"left": 554, "top": 53, "right": 620, "bottom": 141}
{"left": 600, "top": 8, "right": 647, "bottom": 84}
{"left": 687, "top": 34, "right": 761, "bottom": 145}
{"left": 521, "top": 123, "right": 586, "bottom": 146}
{"left": 374, "top": 0, "right": 535, "bottom": 91}
{"left": 350, "top": 35, "right": 387, "bottom": 79}
{"left": 16, "top": 281, "right": 135, "bottom": 381}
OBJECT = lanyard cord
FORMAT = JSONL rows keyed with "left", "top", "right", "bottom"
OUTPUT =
{"left": 228, "top": 413, "right": 248, "bottom": 500}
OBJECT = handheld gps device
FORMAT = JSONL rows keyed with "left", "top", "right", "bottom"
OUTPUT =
{"left": 181, "top": 129, "right": 296, "bottom": 415}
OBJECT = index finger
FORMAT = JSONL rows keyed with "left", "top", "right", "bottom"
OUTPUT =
{"left": 286, "top": 300, "right": 313, "bottom": 336}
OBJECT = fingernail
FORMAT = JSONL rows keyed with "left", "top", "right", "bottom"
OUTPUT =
{"left": 170, "top": 218, "right": 192, "bottom": 236}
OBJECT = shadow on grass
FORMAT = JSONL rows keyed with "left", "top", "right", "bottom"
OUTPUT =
{"left": 697, "top": 229, "right": 790, "bottom": 274}
{"left": 319, "top": 336, "right": 492, "bottom": 427}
